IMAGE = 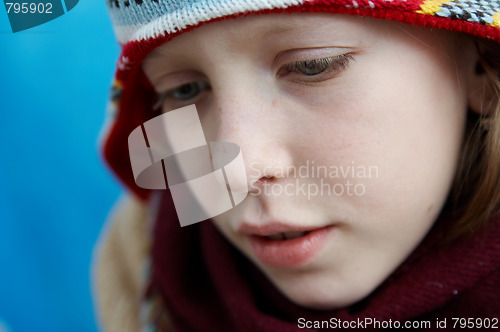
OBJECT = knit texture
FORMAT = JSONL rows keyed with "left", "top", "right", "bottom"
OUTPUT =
{"left": 102, "top": 0, "right": 500, "bottom": 198}
{"left": 106, "top": 0, "right": 500, "bottom": 44}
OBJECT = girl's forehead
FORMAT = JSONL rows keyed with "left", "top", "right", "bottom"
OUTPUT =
{"left": 149, "top": 14, "right": 385, "bottom": 55}
{"left": 145, "top": 13, "right": 458, "bottom": 65}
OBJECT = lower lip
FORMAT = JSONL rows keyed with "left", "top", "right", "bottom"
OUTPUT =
{"left": 248, "top": 226, "right": 334, "bottom": 269}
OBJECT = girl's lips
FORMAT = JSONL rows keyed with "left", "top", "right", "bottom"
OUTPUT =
{"left": 247, "top": 225, "right": 334, "bottom": 269}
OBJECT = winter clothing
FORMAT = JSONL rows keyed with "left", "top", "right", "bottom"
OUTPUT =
{"left": 94, "top": 1, "right": 500, "bottom": 331}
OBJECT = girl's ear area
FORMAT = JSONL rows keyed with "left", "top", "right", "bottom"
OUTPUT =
{"left": 466, "top": 55, "right": 497, "bottom": 116}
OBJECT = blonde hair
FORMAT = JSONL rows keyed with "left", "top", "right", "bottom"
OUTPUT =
{"left": 448, "top": 39, "right": 500, "bottom": 242}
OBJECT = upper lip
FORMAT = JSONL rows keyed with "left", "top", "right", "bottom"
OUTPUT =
{"left": 238, "top": 221, "right": 328, "bottom": 236}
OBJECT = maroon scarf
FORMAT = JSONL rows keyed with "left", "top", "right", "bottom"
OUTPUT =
{"left": 150, "top": 192, "right": 500, "bottom": 331}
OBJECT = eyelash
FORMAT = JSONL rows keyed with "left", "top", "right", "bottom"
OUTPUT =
{"left": 279, "top": 53, "right": 354, "bottom": 80}
{"left": 154, "top": 53, "right": 354, "bottom": 110}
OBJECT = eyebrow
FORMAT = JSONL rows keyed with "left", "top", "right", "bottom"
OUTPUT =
{"left": 148, "top": 20, "right": 298, "bottom": 62}
{"left": 256, "top": 17, "right": 354, "bottom": 45}
{"left": 144, "top": 15, "right": 359, "bottom": 77}
{"left": 260, "top": 23, "right": 298, "bottom": 41}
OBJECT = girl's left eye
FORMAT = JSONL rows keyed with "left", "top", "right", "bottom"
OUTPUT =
{"left": 279, "top": 53, "right": 354, "bottom": 80}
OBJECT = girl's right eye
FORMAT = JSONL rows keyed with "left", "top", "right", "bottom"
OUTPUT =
{"left": 155, "top": 80, "right": 210, "bottom": 110}
{"left": 171, "top": 81, "right": 209, "bottom": 100}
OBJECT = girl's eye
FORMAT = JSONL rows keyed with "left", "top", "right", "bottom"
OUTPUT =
{"left": 172, "top": 81, "right": 208, "bottom": 100}
{"left": 280, "top": 53, "right": 354, "bottom": 80}
{"left": 154, "top": 80, "right": 210, "bottom": 110}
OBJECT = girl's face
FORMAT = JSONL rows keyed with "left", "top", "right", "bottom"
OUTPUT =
{"left": 144, "top": 14, "right": 478, "bottom": 309}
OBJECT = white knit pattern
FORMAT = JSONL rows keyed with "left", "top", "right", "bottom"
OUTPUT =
{"left": 109, "top": 0, "right": 305, "bottom": 44}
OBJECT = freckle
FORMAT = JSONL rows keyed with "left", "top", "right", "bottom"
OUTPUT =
{"left": 272, "top": 99, "right": 277, "bottom": 107}
{"left": 427, "top": 204, "right": 434, "bottom": 212}
{"left": 218, "top": 107, "right": 223, "bottom": 114}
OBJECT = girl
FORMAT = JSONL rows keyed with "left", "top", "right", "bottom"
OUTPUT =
{"left": 94, "top": 1, "right": 500, "bottom": 331}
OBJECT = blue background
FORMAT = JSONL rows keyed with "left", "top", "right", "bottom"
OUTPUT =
{"left": 0, "top": 2, "right": 121, "bottom": 331}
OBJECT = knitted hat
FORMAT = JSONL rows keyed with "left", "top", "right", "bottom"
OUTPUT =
{"left": 103, "top": 0, "right": 500, "bottom": 199}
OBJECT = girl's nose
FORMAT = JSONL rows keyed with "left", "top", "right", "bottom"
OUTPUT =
{"left": 203, "top": 83, "right": 296, "bottom": 192}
